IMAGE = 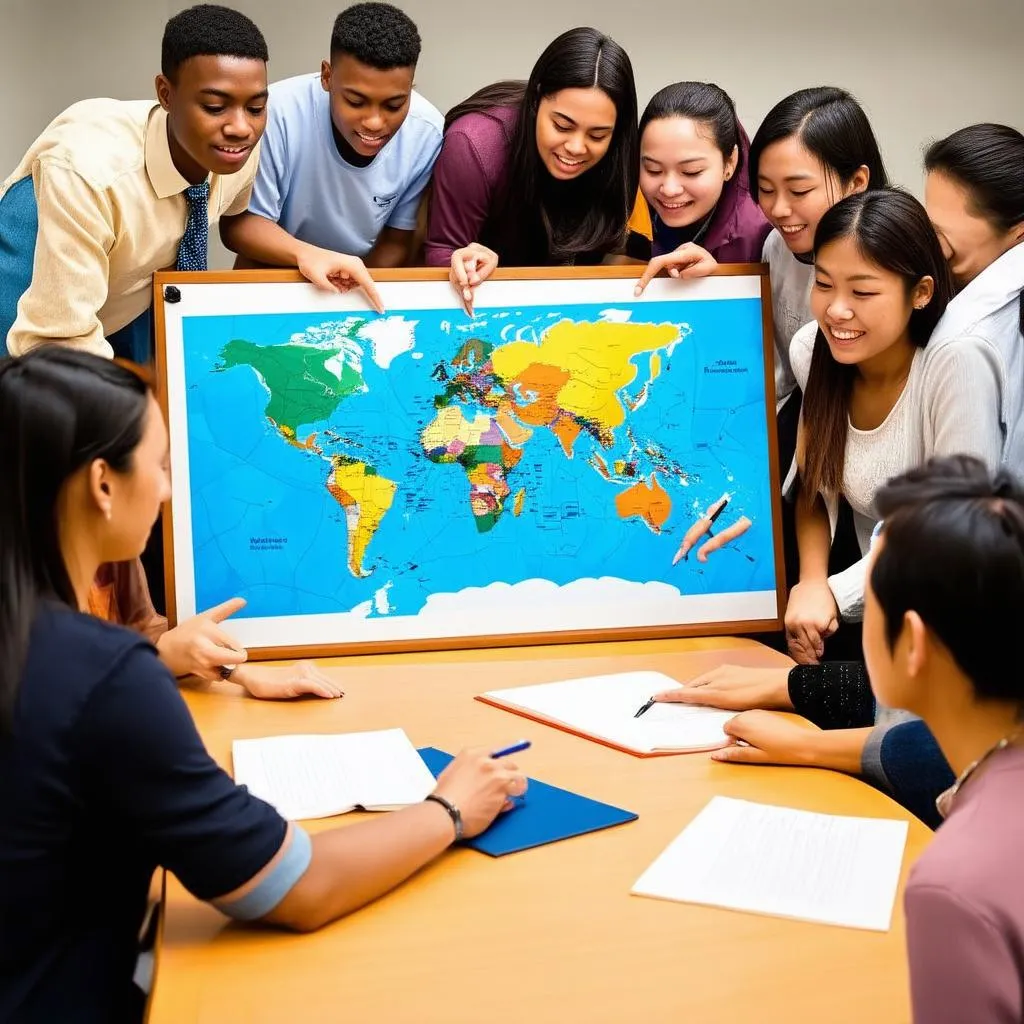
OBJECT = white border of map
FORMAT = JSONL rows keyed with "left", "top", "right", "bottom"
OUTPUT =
{"left": 161, "top": 274, "right": 777, "bottom": 650}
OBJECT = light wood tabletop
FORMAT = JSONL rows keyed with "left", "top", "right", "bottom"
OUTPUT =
{"left": 147, "top": 636, "right": 930, "bottom": 1024}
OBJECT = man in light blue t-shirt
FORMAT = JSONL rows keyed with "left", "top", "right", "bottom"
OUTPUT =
{"left": 220, "top": 3, "right": 442, "bottom": 291}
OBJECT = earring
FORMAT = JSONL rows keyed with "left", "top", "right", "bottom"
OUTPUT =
{"left": 104, "top": 507, "right": 112, "bottom": 521}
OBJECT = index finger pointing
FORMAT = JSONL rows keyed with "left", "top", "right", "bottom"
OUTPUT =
{"left": 202, "top": 596, "right": 247, "bottom": 622}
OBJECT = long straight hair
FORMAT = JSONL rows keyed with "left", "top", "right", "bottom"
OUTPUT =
{"left": 925, "top": 123, "right": 1024, "bottom": 332}
{"left": 0, "top": 348, "right": 149, "bottom": 733}
{"left": 444, "top": 27, "right": 639, "bottom": 264}
{"left": 749, "top": 86, "right": 889, "bottom": 204}
{"left": 801, "top": 189, "right": 956, "bottom": 501}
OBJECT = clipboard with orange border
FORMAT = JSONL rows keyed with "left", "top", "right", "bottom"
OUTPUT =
{"left": 475, "top": 671, "right": 737, "bottom": 758}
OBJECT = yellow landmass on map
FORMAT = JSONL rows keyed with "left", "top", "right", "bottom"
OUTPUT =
{"left": 513, "top": 488, "right": 526, "bottom": 516}
{"left": 420, "top": 405, "right": 494, "bottom": 454}
{"left": 326, "top": 459, "right": 397, "bottom": 577}
{"left": 491, "top": 320, "right": 678, "bottom": 434}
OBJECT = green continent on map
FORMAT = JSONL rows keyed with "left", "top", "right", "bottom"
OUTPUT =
{"left": 220, "top": 335, "right": 395, "bottom": 578}
{"left": 219, "top": 337, "right": 366, "bottom": 439}
{"left": 326, "top": 456, "right": 397, "bottom": 577}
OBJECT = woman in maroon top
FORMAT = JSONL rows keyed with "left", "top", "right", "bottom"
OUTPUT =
{"left": 424, "top": 26, "right": 638, "bottom": 313}
{"left": 630, "top": 82, "right": 771, "bottom": 293}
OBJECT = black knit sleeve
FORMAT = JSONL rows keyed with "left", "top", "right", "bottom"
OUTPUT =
{"left": 787, "top": 661, "right": 875, "bottom": 730}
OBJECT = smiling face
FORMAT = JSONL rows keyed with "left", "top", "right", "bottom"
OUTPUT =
{"left": 157, "top": 54, "right": 268, "bottom": 182}
{"left": 757, "top": 135, "right": 868, "bottom": 255}
{"left": 534, "top": 87, "right": 617, "bottom": 181}
{"left": 639, "top": 116, "right": 737, "bottom": 228}
{"left": 811, "top": 235, "right": 933, "bottom": 367}
{"left": 322, "top": 53, "right": 414, "bottom": 160}
{"left": 925, "top": 169, "right": 1023, "bottom": 287}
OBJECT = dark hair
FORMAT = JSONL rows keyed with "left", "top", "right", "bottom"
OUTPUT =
{"left": 161, "top": 4, "right": 268, "bottom": 80}
{"left": 872, "top": 455, "right": 1024, "bottom": 704}
{"left": 639, "top": 81, "right": 743, "bottom": 175}
{"left": 0, "top": 349, "right": 150, "bottom": 733}
{"left": 925, "top": 123, "right": 1024, "bottom": 332}
{"left": 749, "top": 86, "right": 888, "bottom": 204}
{"left": 444, "top": 27, "right": 638, "bottom": 265}
{"left": 801, "top": 189, "right": 956, "bottom": 500}
{"left": 330, "top": 2, "right": 421, "bottom": 69}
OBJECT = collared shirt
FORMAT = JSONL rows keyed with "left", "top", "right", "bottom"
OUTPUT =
{"left": 1, "top": 99, "right": 258, "bottom": 357}
{"left": 926, "top": 242, "right": 1024, "bottom": 470}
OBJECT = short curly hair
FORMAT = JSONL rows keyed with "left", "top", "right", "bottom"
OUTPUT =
{"left": 330, "top": 3, "right": 421, "bottom": 69}
{"left": 162, "top": 5, "right": 269, "bottom": 80}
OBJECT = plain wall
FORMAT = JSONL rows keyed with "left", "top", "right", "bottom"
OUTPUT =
{"left": 4, "top": 0, "right": 1023, "bottom": 263}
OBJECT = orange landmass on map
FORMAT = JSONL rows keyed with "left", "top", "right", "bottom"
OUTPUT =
{"left": 614, "top": 472, "right": 672, "bottom": 534}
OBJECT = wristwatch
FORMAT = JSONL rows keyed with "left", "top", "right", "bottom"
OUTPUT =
{"left": 219, "top": 665, "right": 237, "bottom": 681}
{"left": 424, "top": 793, "right": 463, "bottom": 841}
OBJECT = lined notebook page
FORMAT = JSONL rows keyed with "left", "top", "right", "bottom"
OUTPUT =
{"left": 632, "top": 796, "right": 909, "bottom": 931}
{"left": 232, "top": 728, "right": 436, "bottom": 820}
{"left": 483, "top": 672, "right": 735, "bottom": 753}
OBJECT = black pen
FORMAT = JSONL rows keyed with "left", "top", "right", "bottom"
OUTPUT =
{"left": 634, "top": 697, "right": 655, "bottom": 718}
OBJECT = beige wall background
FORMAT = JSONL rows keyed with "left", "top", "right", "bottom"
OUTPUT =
{"left": 3, "top": 0, "right": 1023, "bottom": 261}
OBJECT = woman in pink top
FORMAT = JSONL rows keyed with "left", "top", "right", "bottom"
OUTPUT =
{"left": 864, "top": 455, "right": 1024, "bottom": 1023}
{"left": 424, "top": 26, "right": 638, "bottom": 312}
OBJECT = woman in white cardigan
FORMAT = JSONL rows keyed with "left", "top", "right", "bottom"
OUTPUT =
{"left": 784, "top": 189, "right": 1003, "bottom": 663}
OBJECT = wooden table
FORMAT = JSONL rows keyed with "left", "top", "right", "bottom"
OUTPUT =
{"left": 147, "top": 637, "right": 930, "bottom": 1024}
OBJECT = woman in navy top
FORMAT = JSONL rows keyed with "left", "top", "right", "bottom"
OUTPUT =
{"left": 0, "top": 348, "right": 526, "bottom": 1023}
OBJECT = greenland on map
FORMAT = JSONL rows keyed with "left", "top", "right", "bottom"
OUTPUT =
{"left": 158, "top": 271, "right": 782, "bottom": 653}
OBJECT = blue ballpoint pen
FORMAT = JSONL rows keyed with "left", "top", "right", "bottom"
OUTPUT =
{"left": 491, "top": 739, "right": 531, "bottom": 759}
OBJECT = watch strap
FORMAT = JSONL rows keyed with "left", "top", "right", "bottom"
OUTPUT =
{"left": 424, "top": 792, "right": 463, "bottom": 841}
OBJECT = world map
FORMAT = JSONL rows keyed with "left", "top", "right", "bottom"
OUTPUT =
{"left": 180, "top": 295, "right": 777, "bottom": 628}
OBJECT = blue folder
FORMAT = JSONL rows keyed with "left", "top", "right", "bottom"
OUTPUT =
{"left": 417, "top": 747, "right": 638, "bottom": 857}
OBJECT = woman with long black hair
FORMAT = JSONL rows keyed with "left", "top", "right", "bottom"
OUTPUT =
{"left": 425, "top": 26, "right": 638, "bottom": 312}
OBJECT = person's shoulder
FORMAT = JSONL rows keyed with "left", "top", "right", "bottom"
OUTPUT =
{"left": 24, "top": 604, "right": 159, "bottom": 705}
{"left": 268, "top": 73, "right": 321, "bottom": 112}
{"left": 405, "top": 91, "right": 444, "bottom": 138}
{"left": 761, "top": 228, "right": 786, "bottom": 263}
{"left": 26, "top": 98, "right": 152, "bottom": 190}
{"left": 922, "top": 331, "right": 1002, "bottom": 385}
{"left": 446, "top": 105, "right": 516, "bottom": 143}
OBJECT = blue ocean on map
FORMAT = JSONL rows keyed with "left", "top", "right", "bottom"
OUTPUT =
{"left": 181, "top": 298, "right": 776, "bottom": 619}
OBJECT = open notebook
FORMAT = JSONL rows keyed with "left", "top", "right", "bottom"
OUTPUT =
{"left": 478, "top": 671, "right": 736, "bottom": 756}
{"left": 232, "top": 728, "right": 437, "bottom": 820}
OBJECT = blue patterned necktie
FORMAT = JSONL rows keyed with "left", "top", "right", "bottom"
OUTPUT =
{"left": 176, "top": 181, "right": 210, "bottom": 271}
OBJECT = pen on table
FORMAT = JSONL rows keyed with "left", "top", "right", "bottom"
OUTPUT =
{"left": 634, "top": 697, "right": 655, "bottom": 718}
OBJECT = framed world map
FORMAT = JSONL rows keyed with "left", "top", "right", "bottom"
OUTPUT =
{"left": 155, "top": 267, "right": 784, "bottom": 658}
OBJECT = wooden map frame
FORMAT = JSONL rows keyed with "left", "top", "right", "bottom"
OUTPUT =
{"left": 154, "top": 265, "right": 784, "bottom": 660}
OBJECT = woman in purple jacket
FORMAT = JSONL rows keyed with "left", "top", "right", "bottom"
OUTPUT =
{"left": 631, "top": 82, "right": 770, "bottom": 293}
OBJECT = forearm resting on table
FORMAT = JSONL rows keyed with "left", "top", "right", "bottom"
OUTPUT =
{"left": 262, "top": 800, "right": 454, "bottom": 932}
{"left": 799, "top": 726, "right": 870, "bottom": 776}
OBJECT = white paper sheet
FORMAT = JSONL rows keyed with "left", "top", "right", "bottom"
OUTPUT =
{"left": 483, "top": 671, "right": 735, "bottom": 753}
{"left": 231, "top": 728, "right": 436, "bottom": 820}
{"left": 632, "top": 796, "right": 909, "bottom": 931}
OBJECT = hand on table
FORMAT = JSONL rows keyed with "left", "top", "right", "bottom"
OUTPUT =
{"left": 233, "top": 660, "right": 344, "bottom": 701}
{"left": 709, "top": 709, "right": 821, "bottom": 766}
{"left": 654, "top": 664, "right": 794, "bottom": 712}
{"left": 432, "top": 747, "right": 528, "bottom": 838}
